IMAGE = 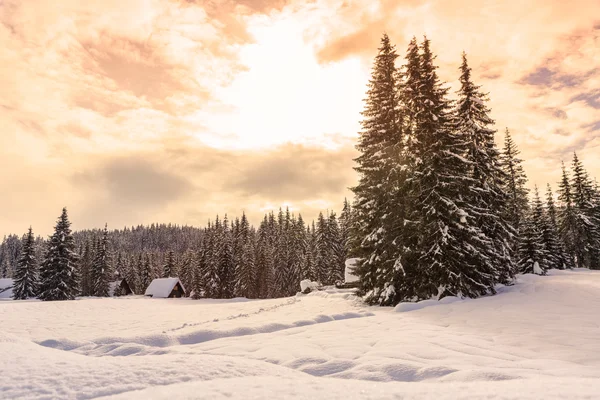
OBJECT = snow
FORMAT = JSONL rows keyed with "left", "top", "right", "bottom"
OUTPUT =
{"left": 0, "top": 278, "right": 14, "bottom": 299}
{"left": 144, "top": 278, "right": 184, "bottom": 298}
{"left": 300, "top": 279, "right": 319, "bottom": 292}
{"left": 345, "top": 258, "right": 360, "bottom": 283}
{"left": 1, "top": 269, "right": 600, "bottom": 399}
{"left": 533, "top": 261, "right": 544, "bottom": 275}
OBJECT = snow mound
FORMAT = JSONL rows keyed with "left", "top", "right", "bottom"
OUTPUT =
{"left": 394, "top": 296, "right": 461, "bottom": 312}
{"left": 0, "top": 278, "right": 14, "bottom": 299}
{"left": 300, "top": 280, "right": 319, "bottom": 293}
{"left": 344, "top": 258, "right": 360, "bottom": 283}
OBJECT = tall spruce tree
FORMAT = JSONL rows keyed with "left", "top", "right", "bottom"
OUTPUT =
{"left": 569, "top": 153, "right": 600, "bottom": 268}
{"left": 163, "top": 250, "right": 176, "bottom": 278}
{"left": 405, "top": 38, "right": 496, "bottom": 301}
{"left": 455, "top": 52, "right": 515, "bottom": 284}
{"left": 517, "top": 211, "right": 548, "bottom": 275}
{"left": 543, "top": 184, "right": 571, "bottom": 269}
{"left": 327, "top": 212, "right": 345, "bottom": 284}
{"left": 338, "top": 199, "right": 352, "bottom": 261}
{"left": 91, "top": 224, "right": 111, "bottom": 297}
{"left": 139, "top": 253, "right": 153, "bottom": 292}
{"left": 315, "top": 212, "right": 332, "bottom": 284}
{"left": 351, "top": 33, "right": 402, "bottom": 303}
{"left": 38, "top": 208, "right": 79, "bottom": 301}
{"left": 234, "top": 213, "right": 256, "bottom": 298}
{"left": 79, "top": 239, "right": 94, "bottom": 296}
{"left": 12, "top": 227, "right": 39, "bottom": 299}
{"left": 558, "top": 162, "right": 578, "bottom": 267}
{"left": 501, "top": 129, "right": 529, "bottom": 233}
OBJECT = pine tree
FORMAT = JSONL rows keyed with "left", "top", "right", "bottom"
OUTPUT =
{"left": 338, "top": 199, "right": 352, "bottom": 261}
{"left": 255, "top": 216, "right": 274, "bottom": 298}
{"left": 163, "top": 250, "right": 175, "bottom": 278}
{"left": 79, "top": 240, "right": 94, "bottom": 296}
{"left": 201, "top": 223, "right": 219, "bottom": 298}
{"left": 192, "top": 248, "right": 205, "bottom": 299}
{"left": 501, "top": 129, "right": 529, "bottom": 233}
{"left": 455, "top": 52, "right": 515, "bottom": 284}
{"left": 404, "top": 38, "right": 496, "bottom": 301}
{"left": 38, "top": 208, "right": 80, "bottom": 301}
{"left": 517, "top": 211, "right": 548, "bottom": 275}
{"left": 0, "top": 258, "right": 8, "bottom": 279}
{"left": 91, "top": 224, "right": 111, "bottom": 297}
{"left": 12, "top": 227, "right": 39, "bottom": 299}
{"left": 558, "top": 162, "right": 578, "bottom": 266}
{"left": 139, "top": 253, "right": 153, "bottom": 293}
{"left": 327, "top": 212, "right": 345, "bottom": 284}
{"left": 569, "top": 153, "right": 600, "bottom": 268}
{"left": 234, "top": 213, "right": 256, "bottom": 298}
{"left": 544, "top": 184, "right": 571, "bottom": 269}
{"left": 315, "top": 212, "right": 331, "bottom": 284}
{"left": 112, "top": 252, "right": 127, "bottom": 296}
{"left": 179, "top": 250, "right": 195, "bottom": 296}
{"left": 303, "top": 223, "right": 317, "bottom": 282}
{"left": 350, "top": 33, "right": 403, "bottom": 303}
{"left": 216, "top": 216, "right": 235, "bottom": 298}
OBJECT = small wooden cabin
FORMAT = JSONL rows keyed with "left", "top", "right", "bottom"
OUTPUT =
{"left": 145, "top": 278, "right": 186, "bottom": 298}
{"left": 109, "top": 279, "right": 133, "bottom": 297}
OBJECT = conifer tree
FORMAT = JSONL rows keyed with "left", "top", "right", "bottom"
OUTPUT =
{"left": 517, "top": 211, "right": 548, "bottom": 275}
{"left": 327, "top": 212, "right": 345, "bottom": 284}
{"left": 163, "top": 250, "right": 175, "bottom": 278}
{"left": 91, "top": 224, "right": 111, "bottom": 297}
{"left": 404, "top": 38, "right": 496, "bottom": 301}
{"left": 338, "top": 199, "right": 352, "bottom": 261}
{"left": 255, "top": 216, "right": 274, "bottom": 298}
{"left": 315, "top": 212, "right": 332, "bottom": 284}
{"left": 216, "top": 216, "right": 235, "bottom": 298}
{"left": 234, "top": 213, "right": 256, "bottom": 298}
{"left": 139, "top": 253, "right": 153, "bottom": 292}
{"left": 558, "top": 162, "right": 578, "bottom": 265}
{"left": 544, "top": 184, "right": 571, "bottom": 269}
{"left": 501, "top": 129, "right": 529, "bottom": 233}
{"left": 38, "top": 208, "right": 79, "bottom": 301}
{"left": 112, "top": 252, "right": 127, "bottom": 296}
{"left": 351, "top": 33, "right": 402, "bottom": 301}
{"left": 569, "top": 153, "right": 600, "bottom": 268}
{"left": 13, "top": 227, "right": 39, "bottom": 299}
{"left": 79, "top": 240, "right": 93, "bottom": 296}
{"left": 0, "top": 258, "right": 8, "bottom": 279}
{"left": 455, "top": 52, "right": 515, "bottom": 284}
{"left": 179, "top": 250, "right": 195, "bottom": 296}
{"left": 303, "top": 223, "right": 317, "bottom": 282}
{"left": 192, "top": 248, "right": 205, "bottom": 299}
{"left": 201, "top": 223, "right": 219, "bottom": 298}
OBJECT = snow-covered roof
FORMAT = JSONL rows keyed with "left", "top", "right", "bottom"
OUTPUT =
{"left": 0, "top": 278, "right": 14, "bottom": 299}
{"left": 144, "top": 278, "right": 185, "bottom": 298}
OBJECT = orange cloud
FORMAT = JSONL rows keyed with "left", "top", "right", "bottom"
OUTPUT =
{"left": 0, "top": 0, "right": 599, "bottom": 236}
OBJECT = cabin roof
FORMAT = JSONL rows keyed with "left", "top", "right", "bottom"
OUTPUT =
{"left": 144, "top": 278, "right": 185, "bottom": 298}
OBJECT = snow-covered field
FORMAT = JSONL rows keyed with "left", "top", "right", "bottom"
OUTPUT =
{"left": 1, "top": 269, "right": 599, "bottom": 399}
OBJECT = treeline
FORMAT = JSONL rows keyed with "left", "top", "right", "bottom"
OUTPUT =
{"left": 6, "top": 202, "right": 353, "bottom": 300}
{"left": 349, "top": 33, "right": 600, "bottom": 306}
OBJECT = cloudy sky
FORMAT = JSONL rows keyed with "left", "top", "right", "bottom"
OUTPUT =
{"left": 0, "top": 0, "right": 598, "bottom": 236}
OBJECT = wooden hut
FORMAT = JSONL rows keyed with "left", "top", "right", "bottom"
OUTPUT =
{"left": 109, "top": 279, "right": 133, "bottom": 297}
{"left": 144, "top": 278, "right": 186, "bottom": 298}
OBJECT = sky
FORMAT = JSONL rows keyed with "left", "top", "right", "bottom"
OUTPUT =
{"left": 0, "top": 0, "right": 599, "bottom": 236}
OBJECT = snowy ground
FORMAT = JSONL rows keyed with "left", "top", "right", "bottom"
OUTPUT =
{"left": 1, "top": 269, "right": 599, "bottom": 399}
